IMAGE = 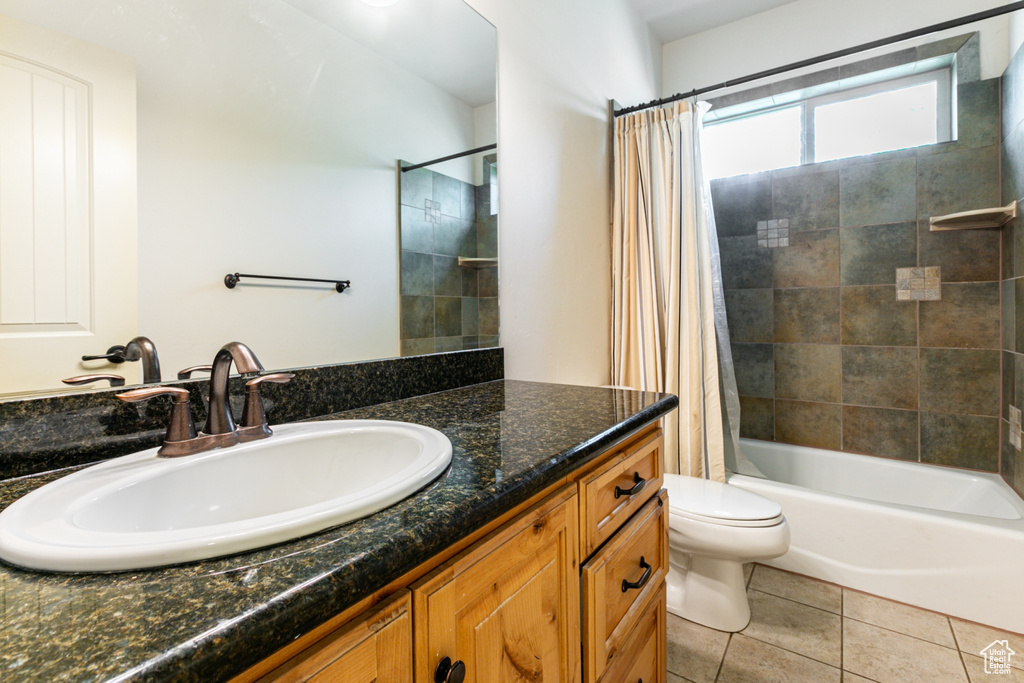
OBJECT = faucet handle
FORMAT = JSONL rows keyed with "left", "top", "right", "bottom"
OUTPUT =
{"left": 240, "top": 373, "right": 295, "bottom": 434}
{"left": 177, "top": 364, "right": 213, "bottom": 380}
{"left": 116, "top": 387, "right": 199, "bottom": 457}
{"left": 246, "top": 372, "right": 296, "bottom": 388}
{"left": 81, "top": 345, "right": 127, "bottom": 363}
{"left": 63, "top": 374, "right": 126, "bottom": 387}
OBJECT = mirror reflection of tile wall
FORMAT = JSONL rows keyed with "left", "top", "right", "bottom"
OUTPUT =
{"left": 399, "top": 161, "right": 499, "bottom": 355}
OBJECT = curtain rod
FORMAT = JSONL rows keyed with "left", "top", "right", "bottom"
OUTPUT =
{"left": 615, "top": 0, "right": 1024, "bottom": 118}
{"left": 401, "top": 143, "right": 497, "bottom": 172}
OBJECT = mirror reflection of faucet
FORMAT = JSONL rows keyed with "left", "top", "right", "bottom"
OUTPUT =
{"left": 115, "top": 342, "right": 294, "bottom": 457}
{"left": 61, "top": 374, "right": 126, "bottom": 387}
{"left": 75, "top": 336, "right": 162, "bottom": 384}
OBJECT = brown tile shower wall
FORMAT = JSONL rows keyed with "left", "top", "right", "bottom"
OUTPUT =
{"left": 399, "top": 166, "right": 499, "bottom": 355}
{"left": 1001, "top": 41, "right": 1024, "bottom": 497}
{"left": 718, "top": 76, "right": 1004, "bottom": 472}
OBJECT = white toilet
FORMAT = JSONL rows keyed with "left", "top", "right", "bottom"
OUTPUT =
{"left": 664, "top": 473, "right": 790, "bottom": 632}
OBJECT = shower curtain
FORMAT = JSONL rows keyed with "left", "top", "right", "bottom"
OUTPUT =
{"left": 610, "top": 100, "right": 741, "bottom": 481}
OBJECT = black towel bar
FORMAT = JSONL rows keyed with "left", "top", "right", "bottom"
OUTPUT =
{"left": 224, "top": 273, "right": 350, "bottom": 293}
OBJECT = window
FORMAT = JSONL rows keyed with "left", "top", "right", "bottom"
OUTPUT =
{"left": 702, "top": 69, "right": 952, "bottom": 179}
{"left": 702, "top": 106, "right": 802, "bottom": 179}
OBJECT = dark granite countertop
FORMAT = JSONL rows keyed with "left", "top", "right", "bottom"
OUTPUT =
{"left": 0, "top": 379, "right": 676, "bottom": 682}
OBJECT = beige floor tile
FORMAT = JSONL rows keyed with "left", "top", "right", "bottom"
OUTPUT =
{"left": 741, "top": 589, "right": 842, "bottom": 667}
{"left": 744, "top": 563, "right": 753, "bottom": 586}
{"left": 842, "top": 673, "right": 879, "bottom": 682}
{"left": 666, "top": 612, "right": 730, "bottom": 683}
{"left": 717, "top": 633, "right": 841, "bottom": 683}
{"left": 667, "top": 673, "right": 694, "bottom": 683}
{"left": 750, "top": 565, "right": 842, "bottom": 614}
{"left": 951, "top": 618, "right": 1024, "bottom": 670}
{"left": 963, "top": 653, "right": 1024, "bottom": 682}
{"left": 843, "top": 589, "right": 956, "bottom": 648}
{"left": 844, "top": 618, "right": 968, "bottom": 683}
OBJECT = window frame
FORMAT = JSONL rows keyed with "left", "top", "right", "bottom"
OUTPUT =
{"left": 704, "top": 66, "right": 953, "bottom": 175}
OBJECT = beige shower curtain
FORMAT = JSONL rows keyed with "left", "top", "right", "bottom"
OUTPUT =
{"left": 611, "top": 101, "right": 727, "bottom": 482}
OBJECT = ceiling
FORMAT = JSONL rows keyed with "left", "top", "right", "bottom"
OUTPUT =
{"left": 631, "top": 0, "right": 798, "bottom": 44}
{"left": 282, "top": 0, "right": 496, "bottom": 107}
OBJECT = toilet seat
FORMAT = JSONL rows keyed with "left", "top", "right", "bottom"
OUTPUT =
{"left": 665, "top": 474, "right": 783, "bottom": 528}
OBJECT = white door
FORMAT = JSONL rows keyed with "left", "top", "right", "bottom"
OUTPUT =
{"left": 0, "top": 13, "right": 137, "bottom": 395}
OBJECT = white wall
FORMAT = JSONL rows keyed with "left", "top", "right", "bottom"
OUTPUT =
{"left": 464, "top": 0, "right": 660, "bottom": 386}
{"left": 662, "top": 0, "right": 1014, "bottom": 99}
{"left": 135, "top": 6, "right": 480, "bottom": 374}
{"left": 1011, "top": 10, "right": 1024, "bottom": 59}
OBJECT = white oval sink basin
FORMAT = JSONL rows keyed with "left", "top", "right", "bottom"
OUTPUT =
{"left": 0, "top": 420, "right": 452, "bottom": 572}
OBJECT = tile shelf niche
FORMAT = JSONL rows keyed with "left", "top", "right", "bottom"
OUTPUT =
{"left": 457, "top": 257, "right": 498, "bottom": 268}
{"left": 929, "top": 201, "right": 1017, "bottom": 230}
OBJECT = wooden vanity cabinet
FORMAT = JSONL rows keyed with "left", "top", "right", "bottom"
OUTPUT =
{"left": 411, "top": 486, "right": 580, "bottom": 683}
{"left": 236, "top": 424, "right": 667, "bottom": 683}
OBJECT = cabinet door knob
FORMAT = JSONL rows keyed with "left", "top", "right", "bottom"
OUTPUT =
{"left": 434, "top": 656, "right": 466, "bottom": 683}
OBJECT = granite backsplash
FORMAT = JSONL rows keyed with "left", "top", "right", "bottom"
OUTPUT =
{"left": 0, "top": 348, "right": 503, "bottom": 480}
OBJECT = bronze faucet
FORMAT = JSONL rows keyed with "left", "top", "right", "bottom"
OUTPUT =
{"left": 204, "top": 342, "right": 264, "bottom": 436}
{"left": 116, "top": 342, "right": 294, "bottom": 457}
{"left": 79, "top": 336, "right": 162, "bottom": 383}
{"left": 122, "top": 336, "right": 162, "bottom": 384}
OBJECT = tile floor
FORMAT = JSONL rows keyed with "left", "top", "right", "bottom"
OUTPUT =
{"left": 667, "top": 564, "right": 1024, "bottom": 683}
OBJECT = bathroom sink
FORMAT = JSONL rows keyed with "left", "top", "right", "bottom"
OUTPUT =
{"left": 0, "top": 420, "right": 452, "bottom": 572}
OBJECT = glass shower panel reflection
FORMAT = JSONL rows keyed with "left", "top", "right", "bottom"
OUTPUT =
{"left": 398, "top": 154, "right": 499, "bottom": 356}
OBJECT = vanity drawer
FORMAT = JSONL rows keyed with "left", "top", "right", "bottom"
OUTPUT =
{"left": 581, "top": 489, "right": 668, "bottom": 683}
{"left": 598, "top": 585, "right": 666, "bottom": 683}
{"left": 578, "top": 428, "right": 663, "bottom": 558}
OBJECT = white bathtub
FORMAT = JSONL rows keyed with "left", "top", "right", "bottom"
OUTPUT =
{"left": 727, "top": 438, "right": 1024, "bottom": 634}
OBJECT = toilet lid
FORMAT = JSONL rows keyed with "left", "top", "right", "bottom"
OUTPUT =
{"left": 665, "top": 474, "right": 783, "bottom": 528}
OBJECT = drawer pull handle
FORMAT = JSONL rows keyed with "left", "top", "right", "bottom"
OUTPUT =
{"left": 435, "top": 656, "right": 466, "bottom": 683}
{"left": 622, "top": 556, "right": 652, "bottom": 592}
{"left": 615, "top": 472, "right": 646, "bottom": 499}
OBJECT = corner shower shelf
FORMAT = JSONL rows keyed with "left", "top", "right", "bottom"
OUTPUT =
{"left": 458, "top": 257, "right": 498, "bottom": 269}
{"left": 929, "top": 201, "right": 1017, "bottom": 231}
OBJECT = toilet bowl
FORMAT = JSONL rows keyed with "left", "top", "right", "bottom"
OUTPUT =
{"left": 664, "top": 473, "right": 790, "bottom": 632}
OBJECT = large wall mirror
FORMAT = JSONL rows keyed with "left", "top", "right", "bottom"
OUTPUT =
{"left": 0, "top": 0, "right": 496, "bottom": 397}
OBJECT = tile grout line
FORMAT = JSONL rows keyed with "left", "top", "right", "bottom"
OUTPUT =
{"left": 840, "top": 586, "right": 845, "bottom": 674}
{"left": 734, "top": 628, "right": 844, "bottom": 673}
{"left": 841, "top": 613, "right": 964, "bottom": 654}
{"left": 713, "top": 632, "right": 731, "bottom": 682}
{"left": 747, "top": 586, "right": 842, "bottom": 616}
{"left": 956, "top": 651, "right": 972, "bottom": 682}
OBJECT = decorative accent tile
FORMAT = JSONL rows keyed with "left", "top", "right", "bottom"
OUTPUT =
{"left": 424, "top": 198, "right": 442, "bottom": 224}
{"left": 757, "top": 218, "right": 790, "bottom": 248}
{"left": 895, "top": 266, "right": 941, "bottom": 301}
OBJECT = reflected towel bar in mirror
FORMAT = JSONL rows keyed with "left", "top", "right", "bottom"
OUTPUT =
{"left": 224, "top": 273, "right": 351, "bottom": 293}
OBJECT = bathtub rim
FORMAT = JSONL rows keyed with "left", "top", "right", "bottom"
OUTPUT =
{"left": 728, "top": 440, "right": 1024, "bottom": 531}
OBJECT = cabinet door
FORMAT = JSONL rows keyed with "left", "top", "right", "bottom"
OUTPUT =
{"left": 413, "top": 487, "right": 581, "bottom": 683}
{"left": 257, "top": 590, "right": 412, "bottom": 683}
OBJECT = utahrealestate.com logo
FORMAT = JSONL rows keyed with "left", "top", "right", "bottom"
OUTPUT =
{"left": 980, "top": 640, "right": 1016, "bottom": 675}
